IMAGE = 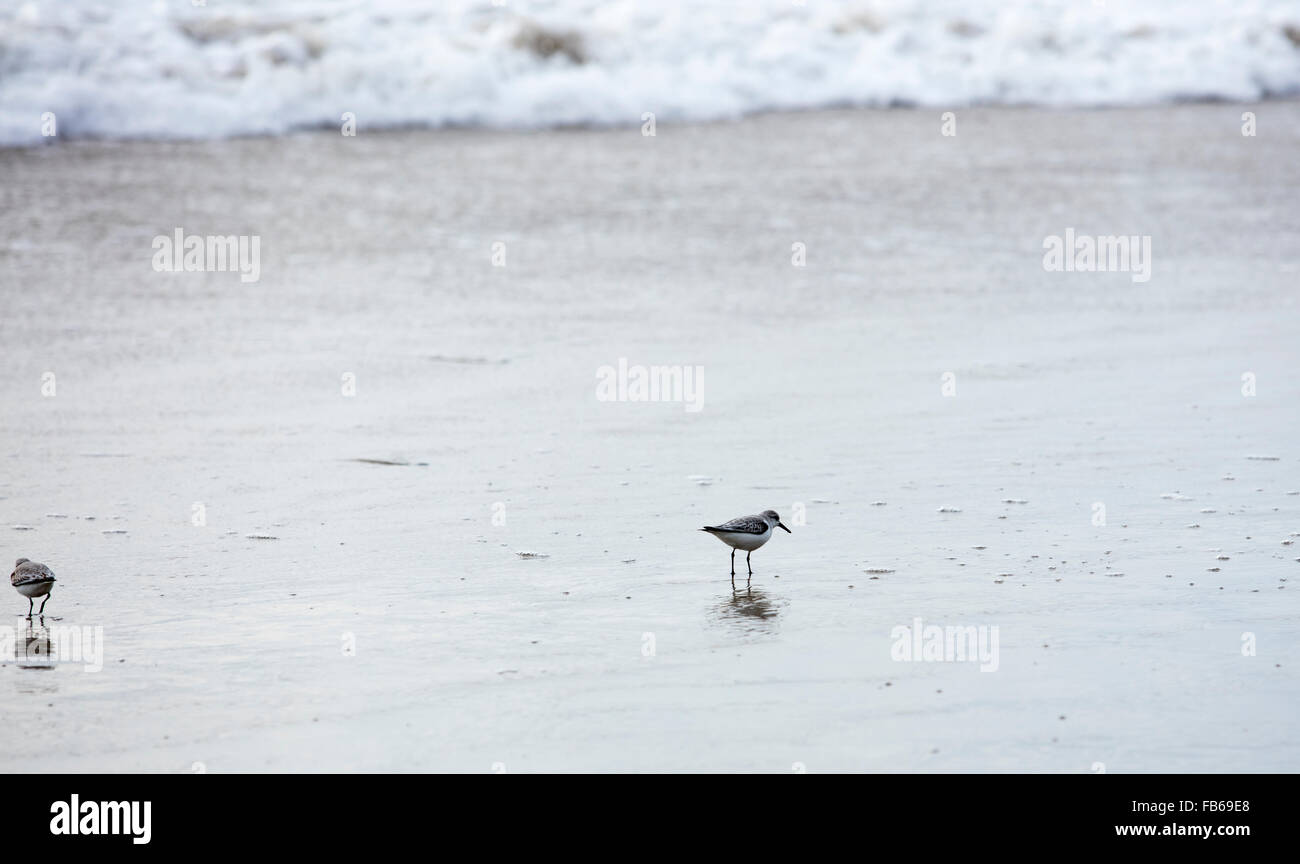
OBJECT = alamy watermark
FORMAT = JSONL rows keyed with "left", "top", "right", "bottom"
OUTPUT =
{"left": 152, "top": 228, "right": 261, "bottom": 283}
{"left": 1, "top": 624, "right": 104, "bottom": 671}
{"left": 50, "top": 795, "right": 150, "bottom": 844}
{"left": 890, "top": 617, "right": 999, "bottom": 672}
{"left": 596, "top": 358, "right": 703, "bottom": 413}
{"left": 1042, "top": 228, "right": 1151, "bottom": 283}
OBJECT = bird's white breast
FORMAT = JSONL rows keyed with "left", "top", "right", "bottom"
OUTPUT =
{"left": 711, "top": 526, "right": 772, "bottom": 551}
{"left": 15, "top": 581, "right": 53, "bottom": 598}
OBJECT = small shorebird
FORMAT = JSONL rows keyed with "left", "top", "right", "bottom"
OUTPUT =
{"left": 700, "top": 510, "right": 790, "bottom": 586}
{"left": 11, "top": 558, "right": 55, "bottom": 618}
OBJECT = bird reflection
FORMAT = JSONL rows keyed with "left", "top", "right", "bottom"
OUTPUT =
{"left": 17, "top": 622, "right": 54, "bottom": 670}
{"left": 713, "top": 585, "right": 782, "bottom": 635}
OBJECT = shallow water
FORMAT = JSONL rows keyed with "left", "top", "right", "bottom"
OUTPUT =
{"left": 1, "top": 104, "right": 1298, "bottom": 771}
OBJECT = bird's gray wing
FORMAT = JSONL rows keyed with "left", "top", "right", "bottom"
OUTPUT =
{"left": 709, "top": 516, "right": 768, "bottom": 534}
{"left": 11, "top": 563, "right": 55, "bottom": 586}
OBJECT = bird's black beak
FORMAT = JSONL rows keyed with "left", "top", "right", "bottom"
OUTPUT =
{"left": 778, "top": 522, "right": 791, "bottom": 533}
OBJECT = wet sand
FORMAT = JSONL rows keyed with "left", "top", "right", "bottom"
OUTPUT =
{"left": 1, "top": 104, "right": 1298, "bottom": 771}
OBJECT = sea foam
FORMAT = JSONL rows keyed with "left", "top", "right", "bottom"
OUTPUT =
{"left": 1, "top": 0, "right": 1297, "bottom": 145}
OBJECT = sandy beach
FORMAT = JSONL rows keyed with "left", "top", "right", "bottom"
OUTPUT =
{"left": 1, "top": 103, "right": 1298, "bottom": 772}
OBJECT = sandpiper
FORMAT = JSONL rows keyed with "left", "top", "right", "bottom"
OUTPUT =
{"left": 700, "top": 510, "right": 790, "bottom": 585}
{"left": 11, "top": 558, "right": 55, "bottom": 618}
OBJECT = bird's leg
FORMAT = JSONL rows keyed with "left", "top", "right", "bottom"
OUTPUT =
{"left": 38, "top": 595, "right": 49, "bottom": 616}
{"left": 747, "top": 551, "right": 753, "bottom": 576}
{"left": 730, "top": 548, "right": 735, "bottom": 577}
{"left": 27, "top": 597, "right": 33, "bottom": 619}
